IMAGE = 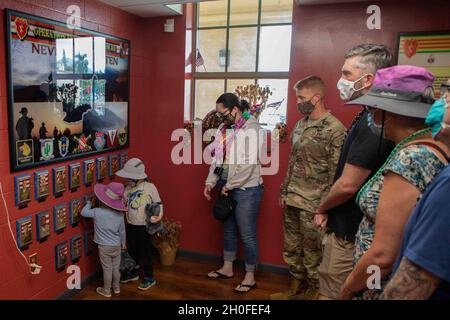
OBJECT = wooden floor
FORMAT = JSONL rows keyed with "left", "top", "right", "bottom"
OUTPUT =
{"left": 71, "top": 255, "right": 290, "bottom": 300}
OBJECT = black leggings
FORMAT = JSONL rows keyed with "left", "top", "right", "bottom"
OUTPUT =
{"left": 126, "top": 224, "right": 154, "bottom": 278}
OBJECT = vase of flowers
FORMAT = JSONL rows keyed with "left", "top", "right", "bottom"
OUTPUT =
{"left": 235, "top": 84, "right": 272, "bottom": 119}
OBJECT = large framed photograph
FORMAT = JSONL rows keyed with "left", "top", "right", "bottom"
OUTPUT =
{"left": 14, "top": 174, "right": 31, "bottom": 208}
{"left": 396, "top": 31, "right": 450, "bottom": 98}
{"left": 36, "top": 210, "right": 51, "bottom": 241}
{"left": 16, "top": 216, "right": 33, "bottom": 249}
{"left": 55, "top": 241, "right": 69, "bottom": 271}
{"left": 34, "top": 170, "right": 49, "bottom": 201}
{"left": 53, "top": 203, "right": 67, "bottom": 233}
{"left": 6, "top": 9, "right": 130, "bottom": 172}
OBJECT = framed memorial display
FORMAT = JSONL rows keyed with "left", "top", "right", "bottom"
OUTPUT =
{"left": 119, "top": 152, "right": 128, "bottom": 169}
{"left": 108, "top": 154, "right": 119, "bottom": 177}
{"left": 6, "top": 9, "right": 130, "bottom": 172}
{"left": 55, "top": 241, "right": 69, "bottom": 271}
{"left": 84, "top": 230, "right": 95, "bottom": 255}
{"left": 34, "top": 170, "right": 49, "bottom": 201}
{"left": 69, "top": 198, "right": 82, "bottom": 226}
{"left": 396, "top": 31, "right": 450, "bottom": 98}
{"left": 36, "top": 210, "right": 51, "bottom": 241}
{"left": 53, "top": 203, "right": 67, "bottom": 233}
{"left": 83, "top": 159, "right": 95, "bottom": 186}
{"left": 96, "top": 157, "right": 107, "bottom": 181}
{"left": 52, "top": 166, "right": 66, "bottom": 196}
{"left": 16, "top": 216, "right": 33, "bottom": 249}
{"left": 14, "top": 174, "right": 31, "bottom": 208}
{"left": 70, "top": 235, "right": 82, "bottom": 262}
{"left": 68, "top": 163, "right": 81, "bottom": 191}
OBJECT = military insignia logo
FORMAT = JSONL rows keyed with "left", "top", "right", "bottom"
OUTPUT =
{"left": 58, "top": 136, "right": 69, "bottom": 157}
{"left": 15, "top": 17, "right": 29, "bottom": 41}
{"left": 73, "top": 134, "right": 92, "bottom": 153}
{"left": 106, "top": 129, "right": 118, "bottom": 148}
{"left": 40, "top": 138, "right": 55, "bottom": 161}
{"left": 118, "top": 129, "right": 128, "bottom": 146}
{"left": 94, "top": 132, "right": 106, "bottom": 151}
{"left": 16, "top": 139, "right": 34, "bottom": 166}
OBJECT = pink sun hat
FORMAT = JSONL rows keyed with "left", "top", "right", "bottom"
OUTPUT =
{"left": 94, "top": 182, "right": 127, "bottom": 212}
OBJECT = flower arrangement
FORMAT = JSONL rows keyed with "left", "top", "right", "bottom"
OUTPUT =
{"left": 152, "top": 219, "right": 182, "bottom": 266}
{"left": 235, "top": 84, "right": 272, "bottom": 119}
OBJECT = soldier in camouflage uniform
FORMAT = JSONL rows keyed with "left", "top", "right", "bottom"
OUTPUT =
{"left": 270, "top": 76, "right": 345, "bottom": 300}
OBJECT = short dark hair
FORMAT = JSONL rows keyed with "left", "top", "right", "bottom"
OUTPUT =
{"left": 294, "top": 76, "right": 326, "bottom": 96}
{"left": 216, "top": 93, "right": 250, "bottom": 112}
{"left": 344, "top": 44, "right": 394, "bottom": 74}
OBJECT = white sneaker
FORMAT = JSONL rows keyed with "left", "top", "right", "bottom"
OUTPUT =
{"left": 96, "top": 287, "right": 112, "bottom": 298}
{"left": 113, "top": 288, "right": 120, "bottom": 294}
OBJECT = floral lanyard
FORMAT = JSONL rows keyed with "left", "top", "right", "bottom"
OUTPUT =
{"left": 212, "top": 113, "right": 249, "bottom": 159}
{"left": 356, "top": 127, "right": 432, "bottom": 204}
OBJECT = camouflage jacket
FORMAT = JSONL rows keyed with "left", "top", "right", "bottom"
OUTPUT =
{"left": 280, "top": 111, "right": 346, "bottom": 212}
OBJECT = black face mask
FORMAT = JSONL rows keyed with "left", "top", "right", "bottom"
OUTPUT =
{"left": 297, "top": 96, "right": 318, "bottom": 116}
{"left": 222, "top": 111, "right": 236, "bottom": 127}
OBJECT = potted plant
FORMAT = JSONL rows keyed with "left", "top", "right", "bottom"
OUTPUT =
{"left": 151, "top": 219, "right": 182, "bottom": 266}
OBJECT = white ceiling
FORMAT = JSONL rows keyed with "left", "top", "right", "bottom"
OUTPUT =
{"left": 99, "top": 0, "right": 373, "bottom": 18}
{"left": 295, "top": 0, "right": 371, "bottom": 5}
{"left": 98, "top": 0, "right": 210, "bottom": 18}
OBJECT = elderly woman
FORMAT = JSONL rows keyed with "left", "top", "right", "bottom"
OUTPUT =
{"left": 203, "top": 93, "right": 264, "bottom": 294}
{"left": 340, "top": 66, "right": 450, "bottom": 300}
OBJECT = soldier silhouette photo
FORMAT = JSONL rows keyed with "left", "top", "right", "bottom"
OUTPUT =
{"left": 39, "top": 122, "right": 48, "bottom": 139}
{"left": 16, "top": 107, "right": 34, "bottom": 140}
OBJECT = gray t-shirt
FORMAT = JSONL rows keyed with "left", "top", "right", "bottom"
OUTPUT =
{"left": 81, "top": 203, "right": 126, "bottom": 247}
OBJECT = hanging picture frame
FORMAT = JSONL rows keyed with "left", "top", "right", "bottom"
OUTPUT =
{"left": 395, "top": 30, "right": 450, "bottom": 98}
{"left": 34, "top": 170, "right": 50, "bottom": 202}
{"left": 55, "top": 241, "right": 69, "bottom": 271}
{"left": 53, "top": 203, "right": 67, "bottom": 233}
{"left": 84, "top": 230, "right": 95, "bottom": 255}
{"left": 70, "top": 235, "right": 83, "bottom": 262}
{"left": 14, "top": 174, "right": 32, "bottom": 208}
{"left": 68, "top": 163, "right": 81, "bottom": 191}
{"left": 53, "top": 166, "right": 66, "bottom": 197}
{"left": 119, "top": 152, "right": 128, "bottom": 169}
{"left": 108, "top": 154, "right": 119, "bottom": 178}
{"left": 83, "top": 159, "right": 95, "bottom": 186}
{"left": 16, "top": 216, "right": 33, "bottom": 249}
{"left": 5, "top": 9, "right": 130, "bottom": 172}
{"left": 36, "top": 210, "right": 51, "bottom": 241}
{"left": 96, "top": 157, "right": 107, "bottom": 181}
{"left": 69, "top": 198, "right": 82, "bottom": 226}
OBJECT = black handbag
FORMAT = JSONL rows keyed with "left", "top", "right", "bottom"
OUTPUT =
{"left": 213, "top": 194, "right": 237, "bottom": 220}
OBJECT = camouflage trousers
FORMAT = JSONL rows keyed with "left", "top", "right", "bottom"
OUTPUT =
{"left": 283, "top": 205, "right": 323, "bottom": 287}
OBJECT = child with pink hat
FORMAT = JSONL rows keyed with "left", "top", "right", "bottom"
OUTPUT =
{"left": 81, "top": 181, "right": 127, "bottom": 298}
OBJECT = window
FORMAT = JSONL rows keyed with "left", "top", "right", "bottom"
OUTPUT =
{"left": 185, "top": 0, "right": 293, "bottom": 130}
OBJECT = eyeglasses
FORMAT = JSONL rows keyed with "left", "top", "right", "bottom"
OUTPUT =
{"left": 440, "top": 84, "right": 450, "bottom": 98}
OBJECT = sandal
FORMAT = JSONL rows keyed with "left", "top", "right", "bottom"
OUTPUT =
{"left": 207, "top": 271, "right": 234, "bottom": 280}
{"left": 234, "top": 282, "right": 257, "bottom": 294}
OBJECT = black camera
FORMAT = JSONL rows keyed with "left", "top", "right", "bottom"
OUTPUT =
{"left": 214, "top": 166, "right": 224, "bottom": 176}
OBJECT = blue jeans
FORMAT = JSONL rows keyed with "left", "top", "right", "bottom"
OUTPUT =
{"left": 222, "top": 183, "right": 264, "bottom": 272}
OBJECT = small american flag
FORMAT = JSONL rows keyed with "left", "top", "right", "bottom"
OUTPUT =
{"left": 185, "top": 49, "right": 205, "bottom": 67}
{"left": 266, "top": 99, "right": 285, "bottom": 110}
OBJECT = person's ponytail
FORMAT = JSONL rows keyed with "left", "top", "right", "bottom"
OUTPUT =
{"left": 240, "top": 99, "right": 250, "bottom": 112}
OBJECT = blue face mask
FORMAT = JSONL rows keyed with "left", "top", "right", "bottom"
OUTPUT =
{"left": 367, "top": 112, "right": 382, "bottom": 136}
{"left": 425, "top": 98, "right": 448, "bottom": 138}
